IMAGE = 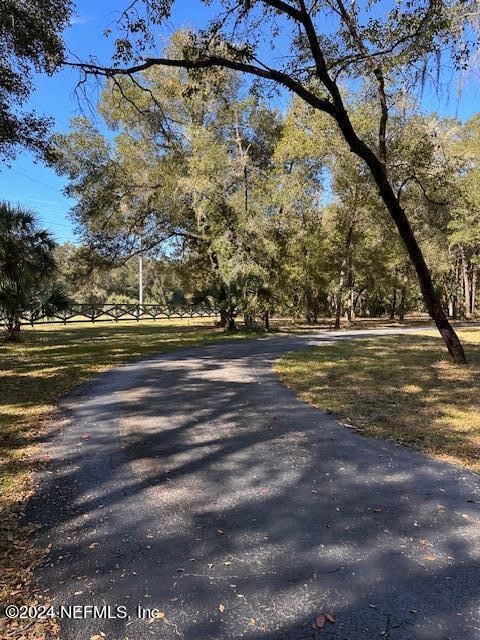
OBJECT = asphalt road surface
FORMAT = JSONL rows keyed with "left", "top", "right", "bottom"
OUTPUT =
{"left": 27, "top": 329, "right": 480, "bottom": 640}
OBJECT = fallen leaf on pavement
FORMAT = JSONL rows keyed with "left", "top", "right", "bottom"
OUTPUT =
{"left": 315, "top": 614, "right": 326, "bottom": 628}
{"left": 153, "top": 611, "right": 165, "bottom": 619}
{"left": 218, "top": 604, "right": 225, "bottom": 613}
{"left": 147, "top": 611, "right": 165, "bottom": 623}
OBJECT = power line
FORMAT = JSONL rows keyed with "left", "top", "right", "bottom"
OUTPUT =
{"left": 50, "top": 232, "right": 78, "bottom": 241}
{"left": 3, "top": 168, "right": 80, "bottom": 244}
{"left": 23, "top": 201, "right": 71, "bottom": 215}
{"left": 1, "top": 194, "right": 75, "bottom": 231}
{"left": 39, "top": 215, "right": 74, "bottom": 230}
{"left": 3, "top": 169, "right": 76, "bottom": 231}
{"left": 1, "top": 191, "right": 73, "bottom": 215}
{"left": 9, "top": 167, "right": 63, "bottom": 193}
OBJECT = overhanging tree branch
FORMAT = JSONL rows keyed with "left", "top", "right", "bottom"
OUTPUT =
{"left": 397, "top": 174, "right": 448, "bottom": 206}
{"left": 66, "top": 58, "right": 338, "bottom": 118}
{"left": 63, "top": 0, "right": 469, "bottom": 362}
{"left": 260, "top": 0, "right": 302, "bottom": 21}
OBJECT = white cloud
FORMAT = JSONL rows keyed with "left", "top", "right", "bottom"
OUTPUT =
{"left": 71, "top": 15, "right": 90, "bottom": 25}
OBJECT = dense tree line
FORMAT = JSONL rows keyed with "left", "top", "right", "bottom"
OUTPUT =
{"left": 73, "top": 0, "right": 480, "bottom": 362}
{"left": 2, "top": 0, "right": 479, "bottom": 361}
{"left": 52, "top": 37, "right": 480, "bottom": 335}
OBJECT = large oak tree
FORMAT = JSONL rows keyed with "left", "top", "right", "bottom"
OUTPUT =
{"left": 72, "top": 0, "right": 480, "bottom": 362}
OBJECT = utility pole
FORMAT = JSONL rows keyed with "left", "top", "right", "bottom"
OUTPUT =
{"left": 138, "top": 237, "right": 144, "bottom": 310}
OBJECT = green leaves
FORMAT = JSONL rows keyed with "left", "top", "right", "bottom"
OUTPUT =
{"left": 0, "top": 0, "right": 73, "bottom": 160}
{"left": 0, "top": 201, "right": 70, "bottom": 340}
{"left": 53, "top": 46, "right": 285, "bottom": 321}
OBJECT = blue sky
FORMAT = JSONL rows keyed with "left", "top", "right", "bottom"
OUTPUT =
{"left": 1, "top": 0, "right": 479, "bottom": 244}
{"left": 0, "top": 0, "right": 217, "bottom": 243}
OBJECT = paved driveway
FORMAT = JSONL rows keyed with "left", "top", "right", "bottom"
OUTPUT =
{"left": 27, "top": 330, "right": 480, "bottom": 639}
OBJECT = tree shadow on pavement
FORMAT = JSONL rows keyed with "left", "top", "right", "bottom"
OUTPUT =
{"left": 24, "top": 336, "right": 480, "bottom": 640}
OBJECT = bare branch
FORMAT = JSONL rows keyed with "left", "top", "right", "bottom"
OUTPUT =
{"left": 397, "top": 174, "right": 448, "bottom": 205}
{"left": 66, "top": 57, "right": 338, "bottom": 117}
{"left": 330, "top": 0, "right": 389, "bottom": 166}
{"left": 260, "top": 0, "right": 302, "bottom": 21}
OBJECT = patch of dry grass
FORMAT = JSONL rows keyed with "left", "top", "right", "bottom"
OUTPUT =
{"left": 275, "top": 313, "right": 445, "bottom": 333}
{"left": 0, "top": 319, "right": 247, "bottom": 496}
{"left": 0, "top": 319, "right": 252, "bottom": 639}
{"left": 276, "top": 328, "right": 480, "bottom": 472}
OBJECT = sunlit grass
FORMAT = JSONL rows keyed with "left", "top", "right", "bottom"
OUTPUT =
{"left": 276, "top": 328, "right": 480, "bottom": 472}
{"left": 0, "top": 319, "right": 251, "bottom": 499}
{"left": 0, "top": 318, "right": 261, "bottom": 637}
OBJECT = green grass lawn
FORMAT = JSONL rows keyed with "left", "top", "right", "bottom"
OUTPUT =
{"left": 0, "top": 319, "right": 253, "bottom": 500}
{"left": 0, "top": 319, "right": 258, "bottom": 638}
{"left": 276, "top": 328, "right": 480, "bottom": 472}
{"left": 1, "top": 320, "right": 478, "bottom": 638}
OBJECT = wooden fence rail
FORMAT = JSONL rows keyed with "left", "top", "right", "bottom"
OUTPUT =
{"left": 4, "top": 304, "right": 220, "bottom": 326}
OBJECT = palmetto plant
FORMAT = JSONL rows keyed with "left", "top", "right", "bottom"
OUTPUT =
{"left": 0, "top": 201, "right": 71, "bottom": 341}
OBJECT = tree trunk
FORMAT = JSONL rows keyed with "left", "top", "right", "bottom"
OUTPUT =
{"left": 158, "top": 279, "right": 168, "bottom": 306}
{"left": 471, "top": 265, "right": 477, "bottom": 316}
{"left": 335, "top": 219, "right": 355, "bottom": 329}
{"left": 343, "top": 140, "right": 467, "bottom": 362}
{"left": 448, "top": 299, "right": 454, "bottom": 319}
{"left": 352, "top": 287, "right": 365, "bottom": 317}
{"left": 347, "top": 288, "right": 355, "bottom": 322}
{"left": 5, "top": 311, "right": 22, "bottom": 342}
{"left": 329, "top": 106, "right": 467, "bottom": 362}
{"left": 244, "top": 313, "right": 255, "bottom": 330}
{"left": 461, "top": 248, "right": 471, "bottom": 319}
{"left": 264, "top": 309, "right": 270, "bottom": 331}
{"left": 399, "top": 285, "right": 406, "bottom": 322}
{"left": 388, "top": 209, "right": 466, "bottom": 361}
{"left": 454, "top": 255, "right": 461, "bottom": 320}
{"left": 334, "top": 262, "right": 346, "bottom": 330}
{"left": 219, "top": 308, "right": 228, "bottom": 328}
{"left": 227, "top": 306, "right": 237, "bottom": 331}
{"left": 305, "top": 290, "right": 319, "bottom": 324}
{"left": 390, "top": 287, "right": 397, "bottom": 320}
{"left": 346, "top": 238, "right": 355, "bottom": 323}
